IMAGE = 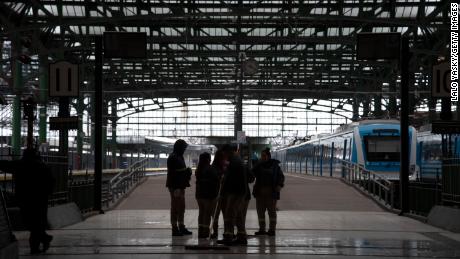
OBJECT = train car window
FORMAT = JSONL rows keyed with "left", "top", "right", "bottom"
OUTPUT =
{"left": 453, "top": 137, "right": 460, "bottom": 158}
{"left": 424, "top": 140, "right": 442, "bottom": 161}
{"left": 364, "top": 136, "right": 400, "bottom": 162}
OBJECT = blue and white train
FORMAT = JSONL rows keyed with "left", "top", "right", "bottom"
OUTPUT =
{"left": 273, "top": 120, "right": 417, "bottom": 180}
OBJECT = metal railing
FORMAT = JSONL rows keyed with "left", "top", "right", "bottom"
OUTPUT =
{"left": 341, "top": 160, "right": 396, "bottom": 209}
{"left": 0, "top": 153, "right": 69, "bottom": 208}
{"left": 284, "top": 157, "right": 446, "bottom": 217}
{"left": 68, "top": 179, "right": 95, "bottom": 213}
{"left": 0, "top": 188, "right": 15, "bottom": 250}
{"left": 67, "top": 158, "right": 149, "bottom": 212}
{"left": 341, "top": 160, "right": 444, "bottom": 216}
{"left": 441, "top": 158, "right": 460, "bottom": 205}
{"left": 408, "top": 181, "right": 441, "bottom": 216}
{"left": 0, "top": 154, "right": 150, "bottom": 213}
{"left": 104, "top": 158, "right": 149, "bottom": 207}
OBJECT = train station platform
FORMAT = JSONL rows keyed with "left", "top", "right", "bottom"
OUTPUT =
{"left": 13, "top": 174, "right": 460, "bottom": 258}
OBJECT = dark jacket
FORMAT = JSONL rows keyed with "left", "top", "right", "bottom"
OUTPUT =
{"left": 166, "top": 141, "right": 191, "bottom": 189}
{"left": 0, "top": 156, "right": 54, "bottom": 208}
{"left": 222, "top": 154, "right": 253, "bottom": 197}
{"left": 252, "top": 159, "right": 284, "bottom": 200}
{"left": 195, "top": 164, "right": 220, "bottom": 199}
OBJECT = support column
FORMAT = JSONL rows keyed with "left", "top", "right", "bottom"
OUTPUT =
{"left": 102, "top": 125, "right": 107, "bottom": 169}
{"left": 12, "top": 98, "right": 21, "bottom": 157}
{"left": 399, "top": 37, "right": 410, "bottom": 214}
{"left": 408, "top": 68, "right": 417, "bottom": 115}
{"left": 90, "top": 94, "right": 95, "bottom": 159}
{"left": 94, "top": 36, "right": 103, "bottom": 212}
{"left": 234, "top": 57, "right": 243, "bottom": 138}
{"left": 58, "top": 98, "right": 69, "bottom": 155}
{"left": 440, "top": 98, "right": 452, "bottom": 120}
{"left": 39, "top": 55, "right": 48, "bottom": 144}
{"left": 102, "top": 100, "right": 108, "bottom": 169}
{"left": 428, "top": 98, "right": 437, "bottom": 121}
{"left": 76, "top": 97, "right": 84, "bottom": 170}
{"left": 352, "top": 97, "right": 360, "bottom": 121}
{"left": 12, "top": 40, "right": 22, "bottom": 158}
{"left": 388, "top": 80, "right": 397, "bottom": 117}
{"left": 111, "top": 99, "right": 117, "bottom": 169}
{"left": 374, "top": 95, "right": 383, "bottom": 118}
{"left": 56, "top": 0, "right": 69, "bottom": 156}
{"left": 362, "top": 98, "right": 370, "bottom": 118}
{"left": 234, "top": 0, "right": 243, "bottom": 138}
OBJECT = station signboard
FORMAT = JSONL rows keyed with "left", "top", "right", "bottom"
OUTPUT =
{"left": 431, "top": 120, "right": 460, "bottom": 134}
{"left": 432, "top": 62, "right": 451, "bottom": 98}
{"left": 103, "top": 32, "right": 147, "bottom": 58}
{"left": 49, "top": 116, "right": 79, "bottom": 130}
{"left": 49, "top": 61, "right": 79, "bottom": 97}
{"left": 237, "top": 131, "right": 247, "bottom": 144}
{"left": 356, "top": 33, "right": 401, "bottom": 60}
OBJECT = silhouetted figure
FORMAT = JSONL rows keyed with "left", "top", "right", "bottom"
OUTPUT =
{"left": 210, "top": 149, "right": 226, "bottom": 239}
{"left": 252, "top": 148, "right": 284, "bottom": 236}
{"left": 0, "top": 148, "right": 54, "bottom": 254}
{"left": 195, "top": 152, "right": 219, "bottom": 238}
{"left": 166, "top": 139, "right": 193, "bottom": 236}
{"left": 218, "top": 144, "right": 253, "bottom": 245}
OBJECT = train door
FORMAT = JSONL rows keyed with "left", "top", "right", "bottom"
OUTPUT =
{"left": 348, "top": 138, "right": 353, "bottom": 163}
{"left": 330, "top": 142, "right": 334, "bottom": 177}
{"left": 454, "top": 136, "right": 460, "bottom": 158}
{"left": 319, "top": 145, "right": 324, "bottom": 176}
{"left": 418, "top": 141, "right": 424, "bottom": 179}
{"left": 342, "top": 139, "right": 348, "bottom": 177}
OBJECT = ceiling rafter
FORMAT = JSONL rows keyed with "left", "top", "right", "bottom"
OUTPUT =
{"left": 0, "top": 0, "right": 450, "bottom": 117}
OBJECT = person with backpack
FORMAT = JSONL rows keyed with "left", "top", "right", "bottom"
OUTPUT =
{"left": 252, "top": 148, "right": 285, "bottom": 236}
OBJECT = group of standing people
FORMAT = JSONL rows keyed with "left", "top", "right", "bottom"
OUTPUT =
{"left": 166, "top": 139, "right": 285, "bottom": 245}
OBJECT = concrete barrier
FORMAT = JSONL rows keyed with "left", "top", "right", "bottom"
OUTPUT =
{"left": 47, "top": 202, "right": 83, "bottom": 229}
{"left": 427, "top": 205, "right": 460, "bottom": 233}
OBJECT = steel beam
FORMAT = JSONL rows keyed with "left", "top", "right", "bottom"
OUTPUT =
{"left": 94, "top": 36, "right": 103, "bottom": 213}
{"left": 39, "top": 55, "right": 48, "bottom": 144}
{"left": 12, "top": 39, "right": 22, "bottom": 158}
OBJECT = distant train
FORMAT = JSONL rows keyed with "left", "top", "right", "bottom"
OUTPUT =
{"left": 416, "top": 129, "right": 459, "bottom": 181}
{"left": 272, "top": 120, "right": 417, "bottom": 180}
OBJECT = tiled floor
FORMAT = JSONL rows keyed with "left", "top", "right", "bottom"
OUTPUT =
{"left": 14, "top": 174, "right": 460, "bottom": 258}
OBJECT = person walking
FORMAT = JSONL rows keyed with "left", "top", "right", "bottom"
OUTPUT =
{"left": 166, "top": 139, "right": 193, "bottom": 236}
{"left": 252, "top": 147, "right": 285, "bottom": 236}
{"left": 0, "top": 148, "right": 54, "bottom": 254}
{"left": 195, "top": 152, "right": 219, "bottom": 238}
